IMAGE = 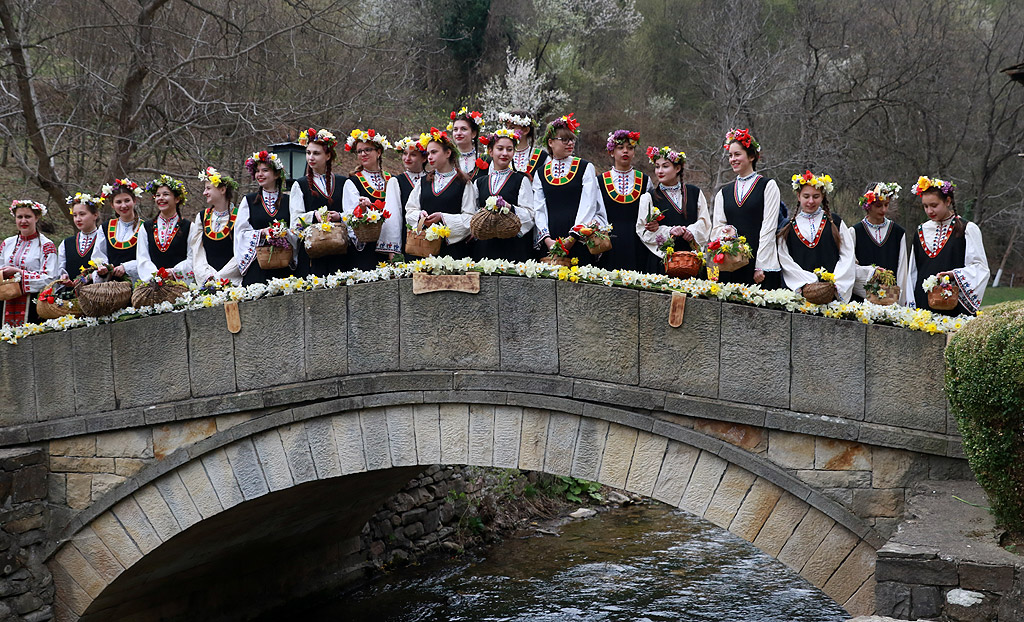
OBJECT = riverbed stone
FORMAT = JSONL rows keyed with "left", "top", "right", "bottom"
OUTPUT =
{"left": 399, "top": 277, "right": 500, "bottom": 370}
{"left": 348, "top": 280, "right": 398, "bottom": 373}
{"left": 468, "top": 404, "right": 495, "bottom": 467}
{"left": 555, "top": 282, "right": 639, "bottom": 384}
{"left": 752, "top": 492, "right": 809, "bottom": 556}
{"left": 777, "top": 507, "right": 835, "bottom": 572}
{"left": 718, "top": 303, "right": 791, "bottom": 408}
{"left": 802, "top": 523, "right": 860, "bottom": 588}
{"left": 498, "top": 277, "right": 558, "bottom": 373}
{"left": 185, "top": 306, "right": 236, "bottom": 397}
{"left": 865, "top": 324, "right": 947, "bottom": 433}
{"left": 518, "top": 408, "right": 549, "bottom": 471}
{"left": 571, "top": 417, "right": 608, "bottom": 481}
{"left": 333, "top": 412, "right": 367, "bottom": 474}
{"left": 730, "top": 477, "right": 783, "bottom": 542}
{"left": 111, "top": 313, "right": 189, "bottom": 408}
{"left": 412, "top": 404, "right": 441, "bottom": 465}
{"left": 234, "top": 295, "right": 305, "bottom": 391}
{"left": 598, "top": 424, "right": 638, "bottom": 489}
{"left": 439, "top": 404, "right": 469, "bottom": 465}
{"left": 704, "top": 464, "right": 755, "bottom": 529}
{"left": 626, "top": 431, "right": 669, "bottom": 497}
{"left": 790, "top": 315, "right": 865, "bottom": 419}
{"left": 679, "top": 450, "right": 728, "bottom": 515}
{"left": 544, "top": 412, "right": 580, "bottom": 476}
{"left": 638, "top": 293, "right": 720, "bottom": 398}
{"left": 304, "top": 288, "right": 347, "bottom": 379}
{"left": 492, "top": 405, "right": 522, "bottom": 468}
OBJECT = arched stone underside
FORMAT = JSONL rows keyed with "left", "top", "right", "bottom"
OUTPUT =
{"left": 51, "top": 402, "right": 879, "bottom": 622}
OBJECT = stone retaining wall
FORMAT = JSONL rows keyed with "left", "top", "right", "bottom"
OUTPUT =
{"left": 0, "top": 448, "right": 53, "bottom": 622}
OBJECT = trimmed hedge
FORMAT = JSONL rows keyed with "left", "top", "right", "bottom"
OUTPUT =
{"left": 945, "top": 301, "right": 1024, "bottom": 534}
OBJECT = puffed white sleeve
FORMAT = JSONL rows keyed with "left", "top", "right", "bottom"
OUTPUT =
{"left": 56, "top": 238, "right": 68, "bottom": 278}
{"left": 532, "top": 172, "right": 549, "bottom": 245}
{"left": 896, "top": 233, "right": 909, "bottom": 303}
{"left": 440, "top": 181, "right": 476, "bottom": 244}
{"left": 136, "top": 224, "right": 156, "bottom": 282}
{"left": 515, "top": 175, "right": 535, "bottom": 236}
{"left": 636, "top": 194, "right": 663, "bottom": 259}
{"left": 214, "top": 254, "right": 242, "bottom": 285}
{"left": 710, "top": 189, "right": 727, "bottom": 239}
{"left": 902, "top": 239, "right": 919, "bottom": 307}
{"left": 89, "top": 235, "right": 108, "bottom": 283}
{"left": 405, "top": 179, "right": 424, "bottom": 230}
{"left": 377, "top": 176, "right": 403, "bottom": 254}
{"left": 21, "top": 237, "right": 57, "bottom": 293}
{"left": 340, "top": 178, "right": 362, "bottom": 243}
{"left": 757, "top": 180, "right": 781, "bottom": 272}
{"left": 576, "top": 163, "right": 605, "bottom": 226}
{"left": 690, "top": 189, "right": 712, "bottom": 247}
{"left": 951, "top": 222, "right": 990, "bottom": 314}
{"left": 777, "top": 234, "right": 816, "bottom": 293}
{"left": 188, "top": 217, "right": 214, "bottom": 285}
{"left": 833, "top": 220, "right": 856, "bottom": 302}
{"left": 234, "top": 196, "right": 261, "bottom": 276}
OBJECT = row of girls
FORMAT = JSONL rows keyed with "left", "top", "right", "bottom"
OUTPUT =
{"left": 1, "top": 112, "right": 989, "bottom": 327}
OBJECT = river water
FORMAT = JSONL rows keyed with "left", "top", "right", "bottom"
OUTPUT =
{"left": 302, "top": 503, "right": 850, "bottom": 621}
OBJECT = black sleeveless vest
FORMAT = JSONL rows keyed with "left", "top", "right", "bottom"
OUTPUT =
{"left": 244, "top": 191, "right": 287, "bottom": 230}
{"left": 348, "top": 171, "right": 390, "bottom": 202}
{"left": 200, "top": 208, "right": 236, "bottom": 271}
{"left": 539, "top": 157, "right": 591, "bottom": 239}
{"left": 144, "top": 218, "right": 191, "bottom": 270}
{"left": 296, "top": 174, "right": 344, "bottom": 213}
{"left": 853, "top": 220, "right": 905, "bottom": 274}
{"left": 396, "top": 172, "right": 421, "bottom": 211}
{"left": 419, "top": 174, "right": 467, "bottom": 215}
{"left": 652, "top": 184, "right": 700, "bottom": 229}
{"left": 62, "top": 233, "right": 97, "bottom": 276}
{"left": 473, "top": 170, "right": 531, "bottom": 262}
{"left": 105, "top": 219, "right": 139, "bottom": 267}
{"left": 912, "top": 223, "right": 968, "bottom": 315}
{"left": 785, "top": 213, "right": 843, "bottom": 272}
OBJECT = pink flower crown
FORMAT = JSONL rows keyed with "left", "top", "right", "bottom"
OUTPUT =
{"left": 606, "top": 129, "right": 640, "bottom": 152}
{"left": 645, "top": 146, "right": 686, "bottom": 165}
{"left": 9, "top": 200, "right": 47, "bottom": 217}
{"left": 480, "top": 128, "right": 521, "bottom": 147}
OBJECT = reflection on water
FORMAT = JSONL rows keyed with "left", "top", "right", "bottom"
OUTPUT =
{"left": 302, "top": 503, "right": 850, "bottom": 621}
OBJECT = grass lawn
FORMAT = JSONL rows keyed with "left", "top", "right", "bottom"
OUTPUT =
{"left": 983, "top": 286, "right": 1024, "bottom": 307}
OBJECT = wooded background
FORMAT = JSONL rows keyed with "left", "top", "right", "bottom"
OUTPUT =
{"left": 2, "top": 0, "right": 1022, "bottom": 276}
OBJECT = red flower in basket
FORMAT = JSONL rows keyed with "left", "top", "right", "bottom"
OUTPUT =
{"left": 46, "top": 296, "right": 55, "bottom": 303}
{"left": 708, "top": 239, "right": 721, "bottom": 251}
{"left": 353, "top": 205, "right": 363, "bottom": 219}
{"left": 157, "top": 267, "right": 173, "bottom": 280}
{"left": 372, "top": 199, "right": 386, "bottom": 210}
{"left": 476, "top": 157, "right": 489, "bottom": 170}
{"left": 714, "top": 253, "right": 726, "bottom": 264}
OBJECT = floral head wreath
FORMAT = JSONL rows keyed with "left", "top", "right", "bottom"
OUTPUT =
{"left": 9, "top": 200, "right": 47, "bottom": 217}
{"left": 498, "top": 111, "right": 537, "bottom": 128}
{"left": 446, "top": 107, "right": 485, "bottom": 132}
{"left": 480, "top": 128, "right": 521, "bottom": 147}
{"left": 65, "top": 192, "right": 104, "bottom": 214}
{"left": 791, "top": 170, "right": 834, "bottom": 194}
{"left": 394, "top": 136, "right": 427, "bottom": 154}
{"left": 911, "top": 176, "right": 955, "bottom": 196}
{"left": 859, "top": 181, "right": 902, "bottom": 209}
{"left": 723, "top": 128, "right": 761, "bottom": 153}
{"left": 145, "top": 175, "right": 189, "bottom": 203}
{"left": 417, "top": 127, "right": 457, "bottom": 152}
{"left": 606, "top": 129, "right": 640, "bottom": 152}
{"left": 100, "top": 178, "right": 144, "bottom": 200}
{"left": 244, "top": 151, "right": 284, "bottom": 178}
{"left": 197, "top": 166, "right": 239, "bottom": 192}
{"left": 345, "top": 128, "right": 392, "bottom": 152}
{"left": 298, "top": 127, "right": 339, "bottom": 153}
{"left": 543, "top": 113, "right": 581, "bottom": 143}
{"left": 645, "top": 146, "right": 686, "bottom": 165}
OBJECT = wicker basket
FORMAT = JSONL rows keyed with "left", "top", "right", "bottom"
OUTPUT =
{"left": 866, "top": 284, "right": 900, "bottom": 306}
{"left": 927, "top": 285, "right": 960, "bottom": 311}
{"left": 540, "top": 256, "right": 572, "bottom": 267}
{"left": 715, "top": 253, "right": 750, "bottom": 273}
{"left": 0, "top": 279, "right": 23, "bottom": 301}
{"left": 75, "top": 281, "right": 133, "bottom": 317}
{"left": 586, "top": 234, "right": 612, "bottom": 255}
{"left": 664, "top": 252, "right": 702, "bottom": 278}
{"left": 36, "top": 280, "right": 81, "bottom": 319}
{"left": 353, "top": 222, "right": 383, "bottom": 244}
{"left": 305, "top": 226, "right": 348, "bottom": 258}
{"left": 803, "top": 281, "right": 837, "bottom": 305}
{"left": 257, "top": 244, "right": 292, "bottom": 270}
{"left": 131, "top": 282, "right": 187, "bottom": 309}
{"left": 470, "top": 210, "right": 521, "bottom": 240}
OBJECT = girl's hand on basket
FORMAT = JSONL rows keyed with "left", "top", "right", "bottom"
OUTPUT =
{"left": 112, "top": 266, "right": 126, "bottom": 279}
{"left": 96, "top": 266, "right": 108, "bottom": 277}
{"left": 1, "top": 266, "right": 20, "bottom": 279}
{"left": 424, "top": 213, "right": 444, "bottom": 226}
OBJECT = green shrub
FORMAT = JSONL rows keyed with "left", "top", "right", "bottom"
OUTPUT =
{"left": 945, "top": 301, "right": 1024, "bottom": 534}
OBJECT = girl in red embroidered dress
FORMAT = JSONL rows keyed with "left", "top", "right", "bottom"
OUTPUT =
{"left": 1, "top": 201, "right": 57, "bottom": 326}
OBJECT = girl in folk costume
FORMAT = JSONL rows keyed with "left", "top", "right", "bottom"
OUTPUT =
{"left": 57, "top": 193, "right": 107, "bottom": 279}
{"left": 448, "top": 107, "right": 489, "bottom": 180}
{"left": 342, "top": 128, "right": 394, "bottom": 270}
{"left": 777, "top": 171, "right": 855, "bottom": 301}
{"left": 904, "top": 177, "right": 989, "bottom": 315}
{"left": 1, "top": 201, "right": 56, "bottom": 326}
{"left": 188, "top": 167, "right": 243, "bottom": 285}
{"left": 501, "top": 110, "right": 548, "bottom": 180}
{"left": 711, "top": 128, "right": 782, "bottom": 288}
{"left": 288, "top": 127, "right": 346, "bottom": 276}
{"left": 637, "top": 146, "right": 711, "bottom": 273}
{"left": 137, "top": 176, "right": 192, "bottom": 282}
{"left": 96, "top": 178, "right": 145, "bottom": 282}
{"left": 533, "top": 113, "right": 606, "bottom": 264}
{"left": 235, "top": 151, "right": 294, "bottom": 285}
{"left": 597, "top": 129, "right": 650, "bottom": 271}
{"left": 383, "top": 136, "right": 428, "bottom": 257}
{"left": 404, "top": 128, "right": 477, "bottom": 259}
{"left": 849, "top": 182, "right": 907, "bottom": 301}
{"left": 471, "top": 128, "right": 535, "bottom": 262}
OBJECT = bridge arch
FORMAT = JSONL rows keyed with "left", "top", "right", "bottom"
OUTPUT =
{"left": 50, "top": 399, "right": 879, "bottom": 621}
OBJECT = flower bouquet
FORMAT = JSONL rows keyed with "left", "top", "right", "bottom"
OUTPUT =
{"left": 300, "top": 207, "right": 347, "bottom": 258}
{"left": 348, "top": 200, "right": 390, "bottom": 244}
{"left": 406, "top": 216, "right": 451, "bottom": 257}
{"left": 74, "top": 260, "right": 133, "bottom": 317}
{"left": 572, "top": 222, "right": 613, "bottom": 255}
{"left": 703, "top": 230, "right": 752, "bottom": 273}
{"left": 0, "top": 272, "right": 22, "bottom": 301}
{"left": 645, "top": 206, "right": 666, "bottom": 224}
{"left": 37, "top": 279, "right": 82, "bottom": 319}
{"left": 471, "top": 195, "right": 521, "bottom": 240}
{"left": 132, "top": 267, "right": 189, "bottom": 309}
{"left": 865, "top": 267, "right": 900, "bottom": 305}
{"left": 802, "top": 267, "right": 837, "bottom": 305}
{"left": 658, "top": 234, "right": 702, "bottom": 278}
{"left": 922, "top": 274, "right": 959, "bottom": 311}
{"left": 257, "top": 219, "right": 292, "bottom": 270}
{"left": 196, "top": 278, "right": 233, "bottom": 297}
{"left": 541, "top": 236, "right": 574, "bottom": 267}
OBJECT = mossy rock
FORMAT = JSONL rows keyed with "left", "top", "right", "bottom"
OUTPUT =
{"left": 945, "top": 301, "right": 1024, "bottom": 533}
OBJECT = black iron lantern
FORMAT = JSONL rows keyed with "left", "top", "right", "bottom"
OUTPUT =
{"left": 267, "top": 142, "right": 306, "bottom": 185}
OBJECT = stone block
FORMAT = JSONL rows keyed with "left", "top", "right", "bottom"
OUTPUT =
{"left": 303, "top": 288, "right": 347, "bottom": 380}
{"left": 844, "top": 576, "right": 876, "bottom": 618}
{"left": 573, "top": 379, "right": 665, "bottom": 412}
{"left": 153, "top": 419, "right": 218, "bottom": 460}
{"left": 911, "top": 584, "right": 942, "bottom": 619}
{"left": 492, "top": 405, "right": 522, "bottom": 469}
{"left": 718, "top": 303, "right": 791, "bottom": 408}
{"left": 795, "top": 469, "right": 871, "bottom": 489}
{"left": 360, "top": 408, "right": 392, "bottom": 471}
{"left": 873, "top": 447, "right": 928, "bottom": 489}
{"left": 571, "top": 417, "right": 608, "bottom": 481}
{"left": 224, "top": 438, "right": 270, "bottom": 501}
{"left": 959, "top": 562, "right": 1014, "bottom": 592}
{"left": 875, "top": 581, "right": 912, "bottom": 618}
{"left": 33, "top": 331, "right": 76, "bottom": 421}
{"left": 678, "top": 450, "right": 727, "bottom": 515}
{"left": 111, "top": 495, "right": 164, "bottom": 552}
{"left": 694, "top": 420, "right": 765, "bottom": 452}
{"left": 0, "top": 340, "right": 35, "bottom": 425}
{"left": 555, "top": 282, "right": 639, "bottom": 384}
{"left": 438, "top": 403, "right": 469, "bottom": 465}
{"left": 650, "top": 441, "right": 699, "bottom": 506}
{"left": 250, "top": 429, "right": 293, "bottom": 491}
{"left": 638, "top": 293, "right": 720, "bottom": 398}
{"left": 176, "top": 459, "right": 222, "bottom": 519}
{"left": 50, "top": 437, "right": 96, "bottom": 457}
{"left": 233, "top": 294, "right": 306, "bottom": 391}
{"left": 945, "top": 589, "right": 996, "bottom": 622}
{"left": 347, "top": 280, "right": 399, "bottom": 373}
{"left": 90, "top": 510, "right": 143, "bottom": 568}
{"left": 154, "top": 473, "right": 202, "bottom": 531}
{"left": 598, "top": 424, "right": 638, "bottom": 489}
{"left": 815, "top": 438, "right": 870, "bottom": 471}
{"left": 333, "top": 412, "right": 367, "bottom": 474}
{"left": 184, "top": 305, "right": 236, "bottom": 398}
{"left": 52, "top": 561, "right": 92, "bottom": 617}
{"left": 704, "top": 464, "right": 756, "bottom": 529}
{"left": 95, "top": 429, "right": 153, "bottom": 458}
{"left": 851, "top": 488, "right": 903, "bottom": 518}
{"left": 767, "top": 430, "right": 815, "bottom": 470}
{"left": 304, "top": 417, "right": 341, "bottom": 479}
{"left": 111, "top": 313, "right": 190, "bottom": 408}
{"left": 518, "top": 408, "right": 549, "bottom": 471}
{"left": 857, "top": 424, "right": 948, "bottom": 456}
{"left": 822, "top": 540, "right": 875, "bottom": 605}
{"left": 625, "top": 431, "right": 668, "bottom": 497}
{"left": 752, "top": 492, "right": 809, "bottom": 556}
{"left": 399, "top": 277, "right": 500, "bottom": 370}
{"left": 66, "top": 473, "right": 92, "bottom": 510}
{"left": 278, "top": 422, "right": 318, "bottom": 484}
{"left": 71, "top": 325, "right": 116, "bottom": 414}
{"left": 91, "top": 473, "right": 126, "bottom": 500}
{"left": 664, "top": 395, "right": 765, "bottom": 427}
{"left": 411, "top": 404, "right": 441, "bottom": 465}
{"left": 543, "top": 412, "right": 580, "bottom": 476}
{"left": 865, "top": 324, "right": 947, "bottom": 433}
{"left": 133, "top": 485, "right": 180, "bottom": 542}
{"left": 875, "top": 556, "right": 959, "bottom": 585}
{"left": 730, "top": 477, "right": 783, "bottom": 542}
{"left": 50, "top": 456, "right": 115, "bottom": 473}
{"left": 201, "top": 448, "right": 245, "bottom": 510}
{"left": 468, "top": 404, "right": 495, "bottom": 467}
{"left": 70, "top": 526, "right": 124, "bottom": 584}
{"left": 49, "top": 472, "right": 66, "bottom": 505}
{"left": 777, "top": 507, "right": 834, "bottom": 572}
{"left": 55, "top": 544, "right": 107, "bottom": 599}
{"left": 790, "top": 315, "right": 866, "bottom": 419}
{"left": 801, "top": 524, "right": 859, "bottom": 588}
{"left": 498, "top": 277, "right": 558, "bottom": 373}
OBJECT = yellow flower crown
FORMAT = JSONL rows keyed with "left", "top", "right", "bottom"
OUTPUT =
{"left": 65, "top": 192, "right": 104, "bottom": 214}
{"left": 791, "top": 170, "right": 834, "bottom": 194}
{"left": 345, "top": 128, "right": 392, "bottom": 152}
{"left": 197, "top": 166, "right": 239, "bottom": 192}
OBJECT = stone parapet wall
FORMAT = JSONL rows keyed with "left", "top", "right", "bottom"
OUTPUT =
{"left": 0, "top": 448, "right": 53, "bottom": 622}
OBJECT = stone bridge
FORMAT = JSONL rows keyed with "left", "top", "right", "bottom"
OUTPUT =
{"left": 0, "top": 276, "right": 966, "bottom": 621}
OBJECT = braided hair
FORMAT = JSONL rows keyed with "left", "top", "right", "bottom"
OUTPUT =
{"left": 653, "top": 161, "right": 687, "bottom": 220}
{"left": 921, "top": 188, "right": 966, "bottom": 238}
{"left": 425, "top": 137, "right": 471, "bottom": 186}
{"left": 306, "top": 142, "right": 336, "bottom": 207}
